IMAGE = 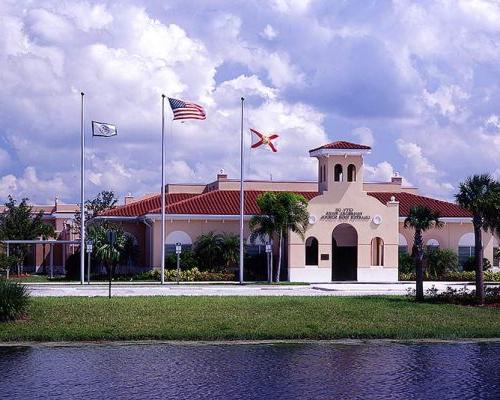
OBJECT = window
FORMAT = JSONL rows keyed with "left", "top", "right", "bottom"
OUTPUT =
{"left": 323, "top": 165, "right": 326, "bottom": 182}
{"left": 426, "top": 238, "right": 440, "bottom": 250}
{"left": 347, "top": 164, "right": 356, "bottom": 182}
{"left": 371, "top": 237, "right": 384, "bottom": 266}
{"left": 399, "top": 234, "right": 408, "bottom": 254}
{"left": 334, "top": 164, "right": 343, "bottom": 182}
{"left": 458, "top": 232, "right": 475, "bottom": 268}
{"left": 494, "top": 247, "right": 499, "bottom": 267}
{"left": 305, "top": 237, "right": 319, "bottom": 265}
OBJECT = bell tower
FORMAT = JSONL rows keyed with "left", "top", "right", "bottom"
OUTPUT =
{"left": 309, "top": 141, "right": 371, "bottom": 194}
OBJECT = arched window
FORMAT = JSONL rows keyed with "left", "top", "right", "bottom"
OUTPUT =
{"left": 458, "top": 232, "right": 475, "bottom": 268}
{"left": 371, "top": 237, "right": 384, "bottom": 266}
{"left": 165, "top": 230, "right": 193, "bottom": 255}
{"left": 305, "top": 237, "right": 319, "bottom": 266}
{"left": 399, "top": 234, "right": 408, "bottom": 254}
{"left": 426, "top": 238, "right": 440, "bottom": 250}
{"left": 347, "top": 164, "right": 356, "bottom": 182}
{"left": 334, "top": 164, "right": 343, "bottom": 182}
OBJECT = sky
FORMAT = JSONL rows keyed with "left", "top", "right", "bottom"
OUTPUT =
{"left": 1, "top": 0, "right": 500, "bottom": 204}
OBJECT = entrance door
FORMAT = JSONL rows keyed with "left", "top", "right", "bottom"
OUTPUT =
{"left": 332, "top": 224, "right": 358, "bottom": 281}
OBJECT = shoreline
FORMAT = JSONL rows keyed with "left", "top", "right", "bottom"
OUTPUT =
{"left": 2, "top": 338, "right": 500, "bottom": 348}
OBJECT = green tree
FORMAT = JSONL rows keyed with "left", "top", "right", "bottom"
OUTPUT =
{"left": 0, "top": 196, "right": 55, "bottom": 276}
{"left": 425, "top": 248, "right": 459, "bottom": 279}
{"left": 73, "top": 190, "right": 117, "bottom": 234}
{"left": 455, "top": 174, "right": 500, "bottom": 304}
{"left": 250, "top": 192, "right": 309, "bottom": 282}
{"left": 86, "top": 224, "right": 126, "bottom": 276}
{"left": 220, "top": 233, "right": 240, "bottom": 270}
{"left": 404, "top": 205, "right": 443, "bottom": 301}
{"left": 193, "top": 232, "right": 224, "bottom": 271}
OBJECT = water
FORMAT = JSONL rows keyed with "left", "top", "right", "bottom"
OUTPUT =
{"left": 1, "top": 341, "right": 499, "bottom": 400}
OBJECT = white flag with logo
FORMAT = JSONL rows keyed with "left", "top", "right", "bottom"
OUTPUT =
{"left": 92, "top": 121, "right": 117, "bottom": 137}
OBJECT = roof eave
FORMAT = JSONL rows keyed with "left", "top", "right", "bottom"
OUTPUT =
{"left": 309, "top": 148, "right": 371, "bottom": 158}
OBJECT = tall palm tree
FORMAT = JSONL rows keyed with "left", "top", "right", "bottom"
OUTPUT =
{"left": 455, "top": 174, "right": 500, "bottom": 304}
{"left": 250, "top": 192, "right": 309, "bottom": 282}
{"left": 404, "top": 205, "right": 443, "bottom": 301}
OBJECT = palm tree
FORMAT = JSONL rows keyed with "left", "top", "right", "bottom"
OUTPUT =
{"left": 455, "top": 174, "right": 500, "bottom": 304}
{"left": 220, "top": 233, "right": 240, "bottom": 270}
{"left": 250, "top": 192, "right": 309, "bottom": 282}
{"left": 193, "top": 232, "right": 224, "bottom": 271}
{"left": 404, "top": 205, "right": 443, "bottom": 301}
{"left": 87, "top": 224, "right": 126, "bottom": 277}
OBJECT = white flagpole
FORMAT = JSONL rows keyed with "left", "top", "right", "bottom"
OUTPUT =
{"left": 160, "top": 94, "right": 166, "bottom": 285}
{"left": 239, "top": 97, "right": 245, "bottom": 284}
{"left": 80, "top": 92, "right": 85, "bottom": 285}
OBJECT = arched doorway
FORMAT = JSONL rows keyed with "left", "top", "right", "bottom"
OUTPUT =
{"left": 332, "top": 224, "right": 358, "bottom": 281}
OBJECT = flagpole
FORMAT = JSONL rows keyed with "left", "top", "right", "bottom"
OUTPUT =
{"left": 239, "top": 97, "right": 245, "bottom": 284}
{"left": 80, "top": 92, "right": 85, "bottom": 285}
{"left": 161, "top": 94, "right": 166, "bottom": 285}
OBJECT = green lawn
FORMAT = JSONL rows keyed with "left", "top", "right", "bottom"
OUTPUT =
{"left": 0, "top": 296, "right": 499, "bottom": 342}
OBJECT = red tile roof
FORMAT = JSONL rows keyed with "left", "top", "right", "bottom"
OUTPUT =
{"left": 310, "top": 141, "right": 372, "bottom": 152}
{"left": 101, "top": 193, "right": 196, "bottom": 217}
{"left": 150, "top": 191, "right": 319, "bottom": 215}
{"left": 368, "top": 192, "right": 472, "bottom": 218}
{"left": 100, "top": 190, "right": 470, "bottom": 219}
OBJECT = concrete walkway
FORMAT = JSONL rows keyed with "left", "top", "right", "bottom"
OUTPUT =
{"left": 23, "top": 281, "right": 499, "bottom": 297}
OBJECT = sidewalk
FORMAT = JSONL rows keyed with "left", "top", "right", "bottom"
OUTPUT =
{"left": 23, "top": 281, "right": 499, "bottom": 297}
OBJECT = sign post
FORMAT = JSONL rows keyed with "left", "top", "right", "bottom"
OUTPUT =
{"left": 265, "top": 242, "right": 272, "bottom": 284}
{"left": 175, "top": 242, "right": 182, "bottom": 284}
{"left": 86, "top": 240, "right": 93, "bottom": 285}
{"left": 106, "top": 231, "right": 116, "bottom": 299}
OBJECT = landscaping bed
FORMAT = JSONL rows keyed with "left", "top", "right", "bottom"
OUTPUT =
{"left": 0, "top": 296, "right": 499, "bottom": 342}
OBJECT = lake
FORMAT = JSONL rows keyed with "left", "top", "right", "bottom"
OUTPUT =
{"left": 0, "top": 341, "right": 499, "bottom": 399}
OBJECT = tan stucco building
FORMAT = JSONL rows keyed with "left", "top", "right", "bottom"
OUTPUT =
{"left": 99, "top": 140, "right": 499, "bottom": 282}
{"left": 6, "top": 140, "right": 499, "bottom": 280}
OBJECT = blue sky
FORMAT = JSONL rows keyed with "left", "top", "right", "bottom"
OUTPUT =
{"left": 1, "top": 0, "right": 499, "bottom": 203}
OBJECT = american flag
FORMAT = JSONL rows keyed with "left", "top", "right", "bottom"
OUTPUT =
{"left": 168, "top": 97, "right": 206, "bottom": 121}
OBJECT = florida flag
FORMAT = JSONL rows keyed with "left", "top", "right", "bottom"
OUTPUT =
{"left": 250, "top": 128, "right": 279, "bottom": 152}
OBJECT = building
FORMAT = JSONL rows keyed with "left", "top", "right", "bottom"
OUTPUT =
{"left": 100, "top": 140, "right": 498, "bottom": 282}
{"left": 0, "top": 199, "right": 78, "bottom": 273}
{"left": 5, "top": 140, "right": 499, "bottom": 280}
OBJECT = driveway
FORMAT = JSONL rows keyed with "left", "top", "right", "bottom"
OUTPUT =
{"left": 22, "top": 281, "right": 496, "bottom": 297}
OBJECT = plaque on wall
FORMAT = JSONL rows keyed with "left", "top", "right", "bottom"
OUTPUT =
{"left": 320, "top": 254, "right": 329, "bottom": 261}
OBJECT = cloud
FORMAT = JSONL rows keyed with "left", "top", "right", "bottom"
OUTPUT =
{"left": 352, "top": 127, "right": 374, "bottom": 147}
{"left": 396, "top": 139, "right": 454, "bottom": 198}
{"left": 0, "top": 0, "right": 499, "bottom": 205}
{"left": 261, "top": 24, "right": 278, "bottom": 40}
{"left": 0, "top": 167, "right": 69, "bottom": 203}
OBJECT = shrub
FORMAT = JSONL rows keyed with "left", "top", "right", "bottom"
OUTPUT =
{"left": 162, "top": 267, "right": 234, "bottom": 282}
{"left": 399, "top": 270, "right": 500, "bottom": 282}
{"left": 0, "top": 254, "right": 17, "bottom": 277}
{"left": 399, "top": 252, "right": 413, "bottom": 274}
{"left": 165, "top": 250, "right": 198, "bottom": 270}
{"left": 425, "top": 248, "right": 459, "bottom": 278}
{"left": 463, "top": 256, "right": 491, "bottom": 272}
{"left": 0, "top": 278, "right": 30, "bottom": 321}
